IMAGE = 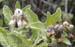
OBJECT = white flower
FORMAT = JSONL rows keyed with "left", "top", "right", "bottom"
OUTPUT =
{"left": 17, "top": 19, "right": 27, "bottom": 28}
{"left": 68, "top": 24, "right": 74, "bottom": 31}
{"left": 54, "top": 24, "right": 64, "bottom": 31}
{"left": 58, "top": 24, "right": 64, "bottom": 31}
{"left": 22, "top": 20, "right": 27, "bottom": 26}
{"left": 17, "top": 20, "right": 22, "bottom": 28}
{"left": 63, "top": 21, "right": 69, "bottom": 26}
{"left": 69, "top": 24, "right": 74, "bottom": 28}
{"left": 54, "top": 24, "right": 59, "bottom": 29}
{"left": 9, "top": 19, "right": 16, "bottom": 26}
{"left": 14, "top": 8, "right": 23, "bottom": 16}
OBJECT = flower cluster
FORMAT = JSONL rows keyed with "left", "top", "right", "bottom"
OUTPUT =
{"left": 63, "top": 21, "right": 74, "bottom": 31}
{"left": 47, "top": 21, "right": 74, "bottom": 43}
{"left": 9, "top": 8, "right": 28, "bottom": 31}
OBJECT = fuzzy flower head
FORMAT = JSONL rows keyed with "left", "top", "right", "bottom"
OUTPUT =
{"left": 47, "top": 25, "right": 55, "bottom": 36}
{"left": 17, "top": 20, "right": 22, "bottom": 28}
{"left": 54, "top": 24, "right": 64, "bottom": 32}
{"left": 63, "top": 21, "right": 69, "bottom": 26}
{"left": 47, "top": 25, "right": 54, "bottom": 32}
{"left": 63, "top": 21, "right": 74, "bottom": 31}
{"left": 69, "top": 24, "right": 74, "bottom": 29}
{"left": 68, "top": 24, "right": 74, "bottom": 31}
{"left": 14, "top": 8, "right": 23, "bottom": 16}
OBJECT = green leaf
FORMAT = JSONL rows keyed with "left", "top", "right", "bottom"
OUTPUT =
{"left": 31, "top": 29, "right": 40, "bottom": 41}
{"left": 3, "top": 5, "right": 13, "bottom": 25}
{"left": 0, "top": 27, "right": 8, "bottom": 47}
{"left": 23, "top": 5, "right": 39, "bottom": 23}
{"left": 15, "top": 1, "right": 21, "bottom": 9}
{"left": 22, "top": 5, "right": 31, "bottom": 11}
{"left": 45, "top": 8, "right": 62, "bottom": 27}
{"left": 29, "top": 22, "right": 44, "bottom": 30}
{"left": 45, "top": 12, "right": 51, "bottom": 27}
{"left": 23, "top": 5, "right": 47, "bottom": 47}
{"left": 33, "top": 34, "right": 43, "bottom": 46}
{"left": 62, "top": 37, "right": 71, "bottom": 45}
{"left": 9, "top": 30, "right": 33, "bottom": 47}
{"left": 30, "top": 22, "right": 47, "bottom": 41}
{"left": 51, "top": 35, "right": 57, "bottom": 44}
{"left": 0, "top": 27, "right": 33, "bottom": 47}
{"left": 62, "top": 31, "right": 67, "bottom": 37}
{"left": 7, "top": 34, "right": 23, "bottom": 47}
{"left": 62, "top": 31, "right": 71, "bottom": 45}
{"left": 0, "top": 27, "right": 8, "bottom": 35}
{"left": 23, "top": 5, "right": 45, "bottom": 31}
{"left": 17, "top": 34, "right": 33, "bottom": 47}
{"left": 37, "top": 42, "right": 48, "bottom": 47}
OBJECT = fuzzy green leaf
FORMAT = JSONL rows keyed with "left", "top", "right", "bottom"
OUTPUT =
{"left": 37, "top": 42, "right": 48, "bottom": 47}
{"left": 0, "top": 27, "right": 8, "bottom": 47}
{"left": 23, "top": 5, "right": 39, "bottom": 23}
{"left": 3, "top": 5, "right": 13, "bottom": 24}
{"left": 23, "top": 5, "right": 45, "bottom": 31}
{"left": 15, "top": 1, "right": 21, "bottom": 9}
{"left": 45, "top": 8, "right": 62, "bottom": 27}
{"left": 62, "top": 37, "right": 71, "bottom": 45}
{"left": 23, "top": 5, "right": 47, "bottom": 46}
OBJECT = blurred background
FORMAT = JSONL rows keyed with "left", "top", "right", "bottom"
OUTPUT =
{"left": 0, "top": 0, "right": 75, "bottom": 25}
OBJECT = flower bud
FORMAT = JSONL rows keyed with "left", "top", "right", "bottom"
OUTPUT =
{"left": 63, "top": 21, "right": 69, "bottom": 26}
{"left": 17, "top": 19, "right": 28, "bottom": 28}
{"left": 14, "top": 8, "right": 23, "bottom": 17}
{"left": 58, "top": 25, "right": 64, "bottom": 31}
{"left": 17, "top": 20, "right": 22, "bottom": 28}
{"left": 68, "top": 24, "right": 74, "bottom": 31}
{"left": 47, "top": 25, "right": 54, "bottom": 32}
{"left": 54, "top": 24, "right": 64, "bottom": 32}
{"left": 69, "top": 24, "right": 74, "bottom": 29}
{"left": 22, "top": 20, "right": 28, "bottom": 26}
{"left": 54, "top": 24, "right": 59, "bottom": 29}
{"left": 47, "top": 25, "right": 55, "bottom": 35}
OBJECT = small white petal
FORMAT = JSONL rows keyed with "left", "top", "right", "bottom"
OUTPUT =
{"left": 69, "top": 24, "right": 74, "bottom": 29}
{"left": 58, "top": 24, "right": 64, "bottom": 31}
{"left": 63, "top": 21, "right": 69, "bottom": 26}
{"left": 54, "top": 24, "right": 59, "bottom": 29}
{"left": 22, "top": 20, "right": 27, "bottom": 26}
{"left": 17, "top": 20, "right": 22, "bottom": 28}
{"left": 9, "top": 20, "right": 16, "bottom": 25}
